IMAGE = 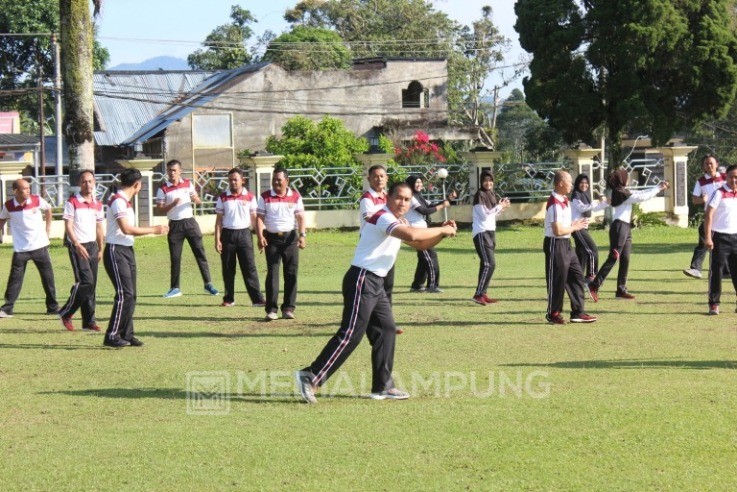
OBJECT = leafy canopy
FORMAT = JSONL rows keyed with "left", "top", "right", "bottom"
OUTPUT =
{"left": 263, "top": 26, "right": 351, "bottom": 71}
{"left": 265, "top": 115, "right": 368, "bottom": 169}
{"left": 0, "top": 0, "right": 109, "bottom": 132}
{"left": 187, "top": 5, "right": 256, "bottom": 70}
{"left": 515, "top": 0, "right": 737, "bottom": 163}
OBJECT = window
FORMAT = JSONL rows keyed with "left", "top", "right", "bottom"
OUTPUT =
{"left": 402, "top": 81, "right": 425, "bottom": 108}
{"left": 192, "top": 114, "right": 232, "bottom": 149}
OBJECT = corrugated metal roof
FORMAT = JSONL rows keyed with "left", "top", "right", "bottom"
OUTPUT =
{"left": 0, "top": 134, "right": 40, "bottom": 146}
{"left": 93, "top": 70, "right": 215, "bottom": 146}
{"left": 121, "top": 63, "right": 269, "bottom": 146}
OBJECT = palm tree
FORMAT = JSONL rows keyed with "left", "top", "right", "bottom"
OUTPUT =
{"left": 59, "top": 0, "right": 101, "bottom": 174}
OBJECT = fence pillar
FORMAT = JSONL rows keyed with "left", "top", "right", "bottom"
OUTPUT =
{"left": 655, "top": 145, "right": 697, "bottom": 228}
{"left": 562, "top": 148, "right": 601, "bottom": 201}
{"left": 354, "top": 153, "right": 393, "bottom": 190}
{"left": 0, "top": 163, "right": 25, "bottom": 238}
{"left": 242, "top": 155, "right": 284, "bottom": 196}
{"left": 459, "top": 150, "right": 503, "bottom": 197}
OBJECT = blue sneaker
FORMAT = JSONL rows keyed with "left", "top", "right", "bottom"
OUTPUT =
{"left": 163, "top": 288, "right": 182, "bottom": 298}
{"left": 204, "top": 283, "right": 219, "bottom": 296}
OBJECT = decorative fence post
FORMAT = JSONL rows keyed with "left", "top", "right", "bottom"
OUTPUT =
{"left": 655, "top": 145, "right": 697, "bottom": 228}
{"left": 459, "top": 150, "right": 503, "bottom": 196}
{"left": 562, "top": 147, "right": 602, "bottom": 202}
{"left": 0, "top": 162, "right": 25, "bottom": 237}
{"left": 242, "top": 155, "right": 284, "bottom": 196}
{"left": 116, "top": 158, "right": 160, "bottom": 227}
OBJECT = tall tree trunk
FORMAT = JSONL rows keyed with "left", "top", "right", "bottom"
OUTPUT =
{"left": 60, "top": 0, "right": 95, "bottom": 174}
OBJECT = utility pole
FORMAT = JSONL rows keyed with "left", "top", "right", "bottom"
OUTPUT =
{"left": 51, "top": 34, "right": 64, "bottom": 205}
{"left": 36, "top": 41, "right": 45, "bottom": 198}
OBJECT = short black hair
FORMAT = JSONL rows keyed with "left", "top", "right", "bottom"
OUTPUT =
{"left": 166, "top": 159, "right": 181, "bottom": 169}
{"left": 227, "top": 167, "right": 244, "bottom": 177}
{"left": 78, "top": 169, "right": 95, "bottom": 182}
{"left": 119, "top": 168, "right": 142, "bottom": 187}
{"left": 368, "top": 164, "right": 387, "bottom": 176}
{"left": 388, "top": 182, "right": 411, "bottom": 196}
{"left": 726, "top": 164, "right": 737, "bottom": 174}
{"left": 273, "top": 167, "right": 289, "bottom": 179}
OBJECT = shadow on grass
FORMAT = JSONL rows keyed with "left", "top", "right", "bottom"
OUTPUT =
{"left": 42, "top": 387, "right": 362, "bottom": 404}
{"left": 143, "top": 330, "right": 335, "bottom": 338}
{"left": 502, "top": 359, "right": 737, "bottom": 370}
{"left": 0, "top": 342, "right": 100, "bottom": 350}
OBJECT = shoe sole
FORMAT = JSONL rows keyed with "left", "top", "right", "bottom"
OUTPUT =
{"left": 294, "top": 371, "right": 317, "bottom": 404}
{"left": 570, "top": 318, "right": 597, "bottom": 323}
{"left": 471, "top": 298, "right": 487, "bottom": 305}
{"left": 369, "top": 392, "right": 410, "bottom": 400}
{"left": 683, "top": 270, "right": 702, "bottom": 279}
{"left": 163, "top": 293, "right": 182, "bottom": 298}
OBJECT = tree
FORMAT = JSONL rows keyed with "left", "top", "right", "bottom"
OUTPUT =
{"left": 447, "top": 6, "right": 508, "bottom": 144}
{"left": 0, "top": 0, "right": 108, "bottom": 134}
{"left": 515, "top": 0, "right": 737, "bottom": 166}
{"left": 187, "top": 5, "right": 256, "bottom": 70}
{"left": 282, "top": 1, "right": 510, "bottom": 141}
{"left": 265, "top": 115, "right": 368, "bottom": 203}
{"left": 59, "top": 0, "right": 100, "bottom": 173}
{"left": 495, "top": 88, "right": 564, "bottom": 162}
{"left": 263, "top": 26, "right": 351, "bottom": 71}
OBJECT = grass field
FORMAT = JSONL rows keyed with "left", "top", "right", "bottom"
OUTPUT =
{"left": 1, "top": 225, "right": 736, "bottom": 490}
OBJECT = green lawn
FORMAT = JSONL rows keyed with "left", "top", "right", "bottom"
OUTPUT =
{"left": 1, "top": 225, "right": 736, "bottom": 490}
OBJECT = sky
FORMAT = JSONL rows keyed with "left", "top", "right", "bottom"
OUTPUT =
{"left": 95, "top": 0, "right": 525, "bottom": 97}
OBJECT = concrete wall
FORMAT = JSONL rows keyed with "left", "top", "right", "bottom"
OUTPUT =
{"left": 161, "top": 61, "right": 450, "bottom": 173}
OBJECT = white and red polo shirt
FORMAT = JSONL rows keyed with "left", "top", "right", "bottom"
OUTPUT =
{"left": 106, "top": 191, "right": 135, "bottom": 246}
{"left": 63, "top": 193, "right": 104, "bottom": 244}
{"left": 359, "top": 188, "right": 387, "bottom": 231}
{"left": 156, "top": 179, "right": 196, "bottom": 220}
{"left": 351, "top": 207, "right": 403, "bottom": 277}
{"left": 544, "top": 192, "right": 571, "bottom": 238}
{"left": 0, "top": 195, "right": 52, "bottom": 252}
{"left": 256, "top": 188, "right": 304, "bottom": 233}
{"left": 707, "top": 184, "right": 737, "bottom": 233}
{"left": 215, "top": 189, "right": 257, "bottom": 230}
{"left": 694, "top": 173, "right": 726, "bottom": 211}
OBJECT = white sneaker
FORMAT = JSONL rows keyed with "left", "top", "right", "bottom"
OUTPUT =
{"left": 294, "top": 370, "right": 317, "bottom": 404}
{"left": 683, "top": 268, "right": 702, "bottom": 279}
{"left": 0, "top": 310, "right": 12, "bottom": 318}
{"left": 264, "top": 312, "right": 278, "bottom": 321}
{"left": 369, "top": 388, "right": 410, "bottom": 400}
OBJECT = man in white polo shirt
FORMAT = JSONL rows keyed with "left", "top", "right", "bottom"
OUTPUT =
{"left": 103, "top": 168, "right": 168, "bottom": 348}
{"left": 155, "top": 159, "right": 218, "bottom": 298}
{"left": 0, "top": 178, "right": 59, "bottom": 318}
{"left": 295, "top": 182, "right": 458, "bottom": 404}
{"left": 704, "top": 164, "right": 737, "bottom": 315}
{"left": 59, "top": 170, "right": 105, "bottom": 331}
{"left": 256, "top": 168, "right": 306, "bottom": 321}
{"left": 215, "top": 168, "right": 264, "bottom": 308}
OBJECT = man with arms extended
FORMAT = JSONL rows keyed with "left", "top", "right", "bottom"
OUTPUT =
{"left": 156, "top": 159, "right": 218, "bottom": 298}
{"left": 59, "top": 170, "right": 105, "bottom": 331}
{"left": 295, "top": 182, "right": 458, "bottom": 404}
{"left": 104, "top": 168, "right": 168, "bottom": 347}
{"left": 0, "top": 178, "right": 58, "bottom": 318}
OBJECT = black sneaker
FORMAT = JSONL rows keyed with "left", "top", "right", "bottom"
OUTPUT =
{"left": 126, "top": 337, "right": 144, "bottom": 347}
{"left": 103, "top": 337, "right": 130, "bottom": 348}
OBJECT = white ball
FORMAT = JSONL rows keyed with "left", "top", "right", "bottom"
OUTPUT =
{"left": 436, "top": 168, "right": 448, "bottom": 179}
